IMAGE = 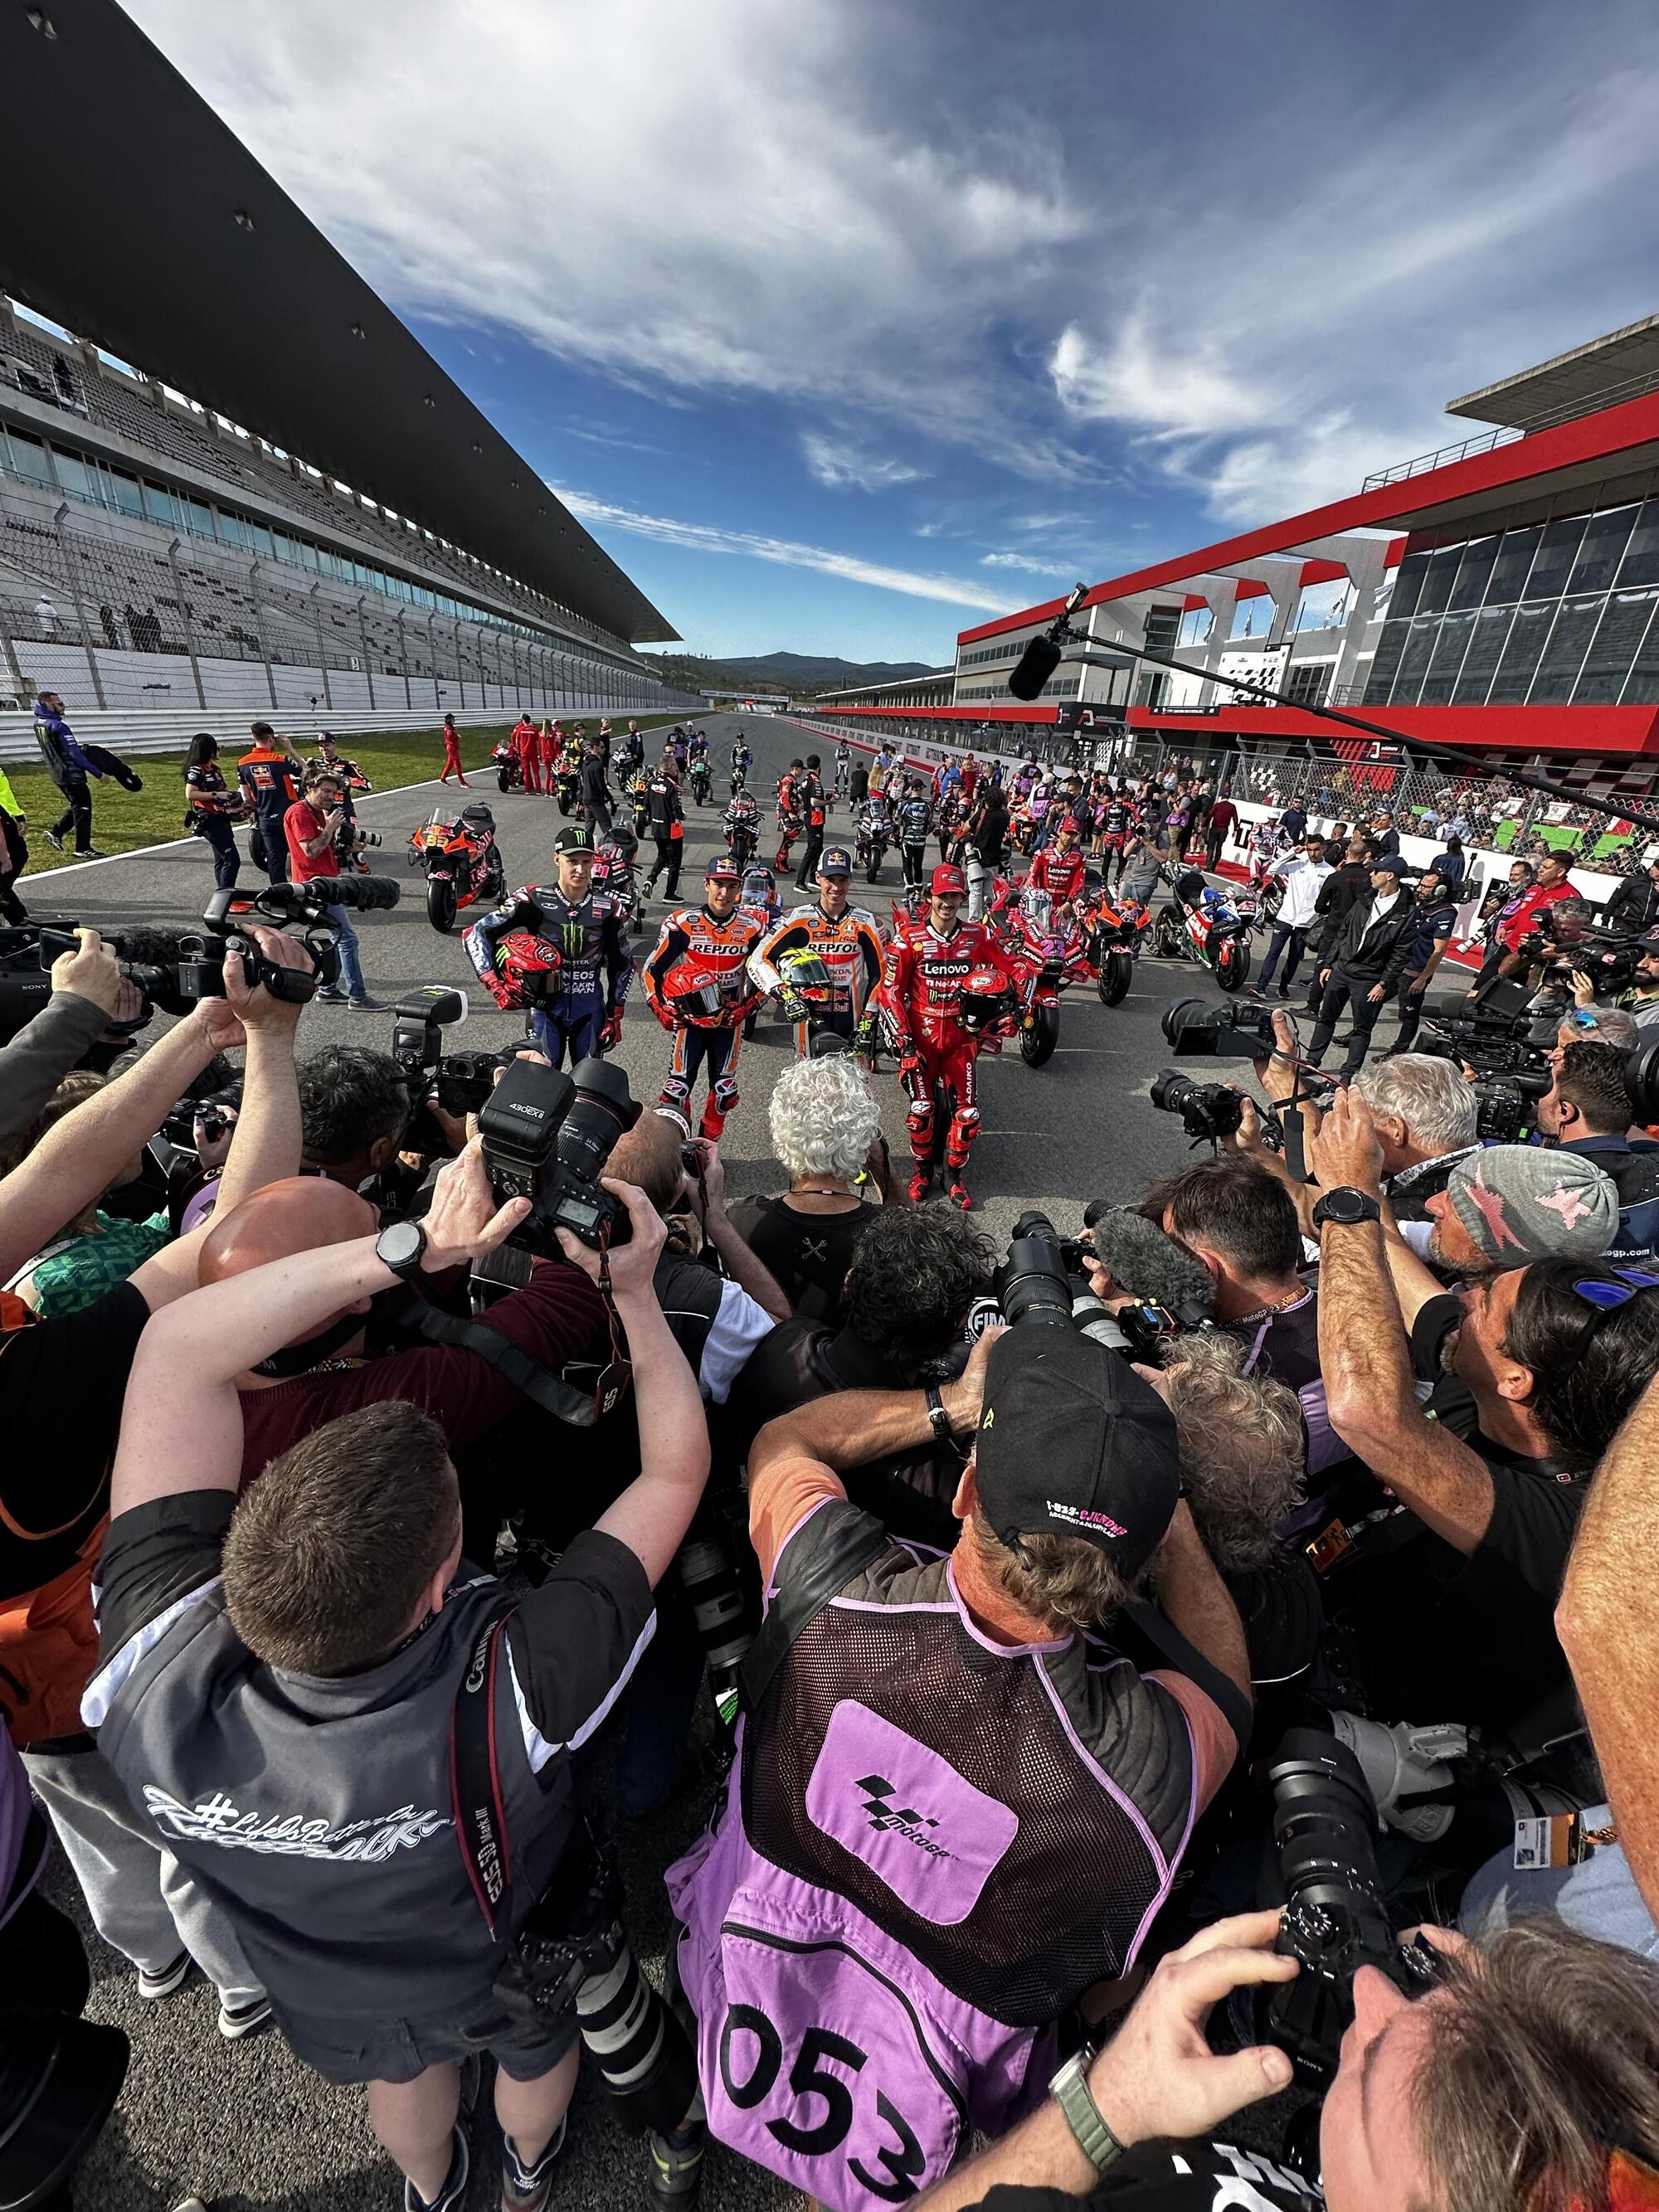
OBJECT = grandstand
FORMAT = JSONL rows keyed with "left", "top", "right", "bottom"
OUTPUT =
{"left": 0, "top": 2, "right": 697, "bottom": 747}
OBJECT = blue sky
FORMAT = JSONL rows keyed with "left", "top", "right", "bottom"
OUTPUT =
{"left": 129, "top": 0, "right": 1659, "bottom": 665}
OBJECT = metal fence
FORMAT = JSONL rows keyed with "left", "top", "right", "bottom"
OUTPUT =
{"left": 0, "top": 484, "right": 697, "bottom": 732}
{"left": 801, "top": 710, "right": 1654, "bottom": 875}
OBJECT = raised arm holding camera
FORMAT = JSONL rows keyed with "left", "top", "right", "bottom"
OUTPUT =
{"left": 85, "top": 1152, "right": 710, "bottom": 2207}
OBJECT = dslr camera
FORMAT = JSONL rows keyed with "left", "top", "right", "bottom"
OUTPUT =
{"left": 477, "top": 1055, "right": 641, "bottom": 1251}
{"left": 1261, "top": 1726, "right": 1443, "bottom": 2091}
{"left": 962, "top": 1209, "right": 1119, "bottom": 1346}
{"left": 389, "top": 988, "right": 508, "bottom": 1150}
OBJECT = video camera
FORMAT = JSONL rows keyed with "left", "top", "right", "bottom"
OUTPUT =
{"left": 1153, "top": 997, "right": 1275, "bottom": 1141}
{"left": 476, "top": 1054, "right": 641, "bottom": 1251}
{"left": 0, "top": 874, "right": 403, "bottom": 1048}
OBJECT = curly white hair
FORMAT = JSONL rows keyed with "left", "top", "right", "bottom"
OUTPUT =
{"left": 768, "top": 1055, "right": 881, "bottom": 1184}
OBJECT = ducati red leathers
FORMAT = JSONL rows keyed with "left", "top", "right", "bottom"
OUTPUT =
{"left": 878, "top": 914, "right": 1022, "bottom": 1192}
{"left": 1026, "top": 843, "right": 1087, "bottom": 907}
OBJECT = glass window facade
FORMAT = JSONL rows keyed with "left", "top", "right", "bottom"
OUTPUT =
{"left": 1364, "top": 489, "right": 1659, "bottom": 708}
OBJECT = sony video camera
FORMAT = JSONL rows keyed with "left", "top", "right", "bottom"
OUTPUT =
{"left": 476, "top": 1054, "right": 642, "bottom": 1251}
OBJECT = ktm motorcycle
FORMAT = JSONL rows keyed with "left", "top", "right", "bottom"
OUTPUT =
{"left": 408, "top": 804, "right": 504, "bottom": 934}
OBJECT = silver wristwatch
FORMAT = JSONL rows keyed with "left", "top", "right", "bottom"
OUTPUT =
{"left": 1048, "top": 2050, "right": 1126, "bottom": 2176}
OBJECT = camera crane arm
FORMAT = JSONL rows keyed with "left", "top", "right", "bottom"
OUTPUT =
{"left": 1025, "top": 584, "right": 1659, "bottom": 842}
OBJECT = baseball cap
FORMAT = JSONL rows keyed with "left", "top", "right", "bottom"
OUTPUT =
{"left": 1446, "top": 1146, "right": 1618, "bottom": 1267}
{"left": 1639, "top": 930, "right": 1659, "bottom": 955}
{"left": 552, "top": 824, "right": 596, "bottom": 857}
{"left": 973, "top": 1331, "right": 1179, "bottom": 1577}
{"left": 704, "top": 855, "right": 740, "bottom": 882}
{"left": 1370, "top": 853, "right": 1407, "bottom": 878}
{"left": 818, "top": 846, "right": 854, "bottom": 877}
{"left": 932, "top": 863, "right": 966, "bottom": 897}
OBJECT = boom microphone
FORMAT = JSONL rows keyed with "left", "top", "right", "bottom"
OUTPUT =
{"left": 1007, "top": 581, "right": 1090, "bottom": 701}
{"left": 1083, "top": 1205, "right": 1216, "bottom": 1320}
{"left": 265, "top": 873, "right": 403, "bottom": 915}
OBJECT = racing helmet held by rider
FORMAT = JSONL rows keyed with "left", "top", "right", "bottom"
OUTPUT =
{"left": 666, "top": 966, "right": 727, "bottom": 1025}
{"left": 776, "top": 946, "right": 835, "bottom": 1006}
{"left": 959, "top": 965, "right": 1014, "bottom": 1034}
{"left": 491, "top": 931, "right": 562, "bottom": 1009}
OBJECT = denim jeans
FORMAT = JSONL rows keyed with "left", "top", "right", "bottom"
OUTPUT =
{"left": 324, "top": 902, "right": 367, "bottom": 999}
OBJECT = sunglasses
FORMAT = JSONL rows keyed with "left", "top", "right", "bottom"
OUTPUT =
{"left": 1569, "top": 1269, "right": 1659, "bottom": 1313}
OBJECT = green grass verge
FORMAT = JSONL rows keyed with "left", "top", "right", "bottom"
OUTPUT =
{"left": 3, "top": 710, "right": 693, "bottom": 876}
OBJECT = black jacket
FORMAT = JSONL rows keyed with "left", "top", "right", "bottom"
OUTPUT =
{"left": 1606, "top": 872, "right": 1659, "bottom": 936}
{"left": 1329, "top": 889, "right": 1420, "bottom": 987}
{"left": 578, "top": 756, "right": 611, "bottom": 813}
{"left": 1312, "top": 859, "right": 1371, "bottom": 959}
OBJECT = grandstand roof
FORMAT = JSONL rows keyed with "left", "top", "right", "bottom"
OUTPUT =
{"left": 0, "top": 0, "right": 677, "bottom": 647}
{"left": 1447, "top": 314, "right": 1659, "bottom": 430}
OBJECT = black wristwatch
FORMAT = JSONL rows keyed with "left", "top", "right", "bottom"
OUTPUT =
{"left": 374, "top": 1218, "right": 429, "bottom": 1280}
{"left": 923, "top": 1382, "right": 952, "bottom": 1444}
{"left": 1311, "top": 1185, "right": 1383, "bottom": 1229}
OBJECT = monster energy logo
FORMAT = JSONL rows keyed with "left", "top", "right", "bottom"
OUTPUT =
{"left": 562, "top": 920, "right": 585, "bottom": 960}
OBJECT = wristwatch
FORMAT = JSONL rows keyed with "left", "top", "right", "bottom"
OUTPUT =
{"left": 923, "top": 1382, "right": 952, "bottom": 1444}
{"left": 1311, "top": 1185, "right": 1383, "bottom": 1230}
{"left": 1048, "top": 2050, "right": 1126, "bottom": 2176}
{"left": 374, "top": 1218, "right": 429, "bottom": 1280}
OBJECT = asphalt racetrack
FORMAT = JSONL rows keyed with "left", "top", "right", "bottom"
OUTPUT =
{"left": 37, "top": 712, "right": 1282, "bottom": 2211}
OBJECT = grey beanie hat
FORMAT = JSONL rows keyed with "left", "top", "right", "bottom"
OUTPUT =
{"left": 1446, "top": 1146, "right": 1618, "bottom": 1267}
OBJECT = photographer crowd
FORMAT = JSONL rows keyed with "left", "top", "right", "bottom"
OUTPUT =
{"left": 5, "top": 778, "right": 1659, "bottom": 2212}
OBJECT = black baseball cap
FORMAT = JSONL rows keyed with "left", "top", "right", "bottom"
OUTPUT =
{"left": 552, "top": 824, "right": 596, "bottom": 857}
{"left": 818, "top": 846, "right": 854, "bottom": 877}
{"left": 972, "top": 1331, "right": 1179, "bottom": 1578}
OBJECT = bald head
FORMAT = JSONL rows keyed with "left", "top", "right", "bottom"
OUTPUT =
{"left": 606, "top": 1112, "right": 683, "bottom": 1214}
{"left": 201, "top": 1176, "right": 377, "bottom": 1286}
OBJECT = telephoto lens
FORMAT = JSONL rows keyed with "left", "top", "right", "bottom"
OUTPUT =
{"left": 995, "top": 1211, "right": 1077, "bottom": 1328}
{"left": 676, "top": 1530, "right": 754, "bottom": 1733}
{"left": 1262, "top": 1727, "right": 1443, "bottom": 2088}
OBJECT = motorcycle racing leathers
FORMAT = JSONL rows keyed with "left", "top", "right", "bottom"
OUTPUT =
{"left": 878, "top": 914, "right": 1021, "bottom": 1191}
{"left": 749, "top": 901, "right": 886, "bottom": 1057}
{"left": 895, "top": 793, "right": 935, "bottom": 891}
{"left": 1026, "top": 843, "right": 1088, "bottom": 908}
{"left": 642, "top": 903, "right": 765, "bottom": 1138}
{"left": 465, "top": 883, "right": 633, "bottom": 1064}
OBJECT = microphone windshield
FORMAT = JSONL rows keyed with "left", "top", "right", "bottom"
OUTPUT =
{"left": 1008, "top": 634, "right": 1063, "bottom": 702}
{"left": 1087, "top": 1208, "right": 1217, "bottom": 1319}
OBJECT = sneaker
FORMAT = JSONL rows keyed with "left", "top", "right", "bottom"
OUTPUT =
{"left": 74, "top": 846, "right": 109, "bottom": 861}
{"left": 43, "top": 829, "right": 62, "bottom": 850}
{"left": 907, "top": 1170, "right": 931, "bottom": 1203}
{"left": 948, "top": 1180, "right": 974, "bottom": 1211}
{"left": 406, "top": 2126, "right": 469, "bottom": 2212}
{"left": 217, "top": 1991, "right": 273, "bottom": 2040}
{"left": 314, "top": 985, "right": 344, "bottom": 1003}
{"left": 501, "top": 2117, "right": 567, "bottom": 2212}
{"left": 347, "top": 995, "right": 377, "bottom": 1012}
{"left": 1275, "top": 985, "right": 1292, "bottom": 1000}
{"left": 137, "top": 1951, "right": 191, "bottom": 2001}
{"left": 645, "top": 2120, "right": 706, "bottom": 2203}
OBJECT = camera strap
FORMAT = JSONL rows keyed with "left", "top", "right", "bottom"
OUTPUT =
{"left": 451, "top": 1602, "right": 518, "bottom": 1942}
{"left": 387, "top": 1290, "right": 603, "bottom": 1427}
{"left": 738, "top": 1512, "right": 892, "bottom": 1719}
{"left": 1121, "top": 1598, "right": 1254, "bottom": 1756}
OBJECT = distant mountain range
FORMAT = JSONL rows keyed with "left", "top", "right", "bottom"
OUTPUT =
{"left": 643, "top": 649, "right": 944, "bottom": 695}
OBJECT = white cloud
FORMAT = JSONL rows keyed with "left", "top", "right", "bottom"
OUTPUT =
{"left": 552, "top": 485, "right": 1021, "bottom": 614}
{"left": 980, "top": 551, "right": 1062, "bottom": 571}
{"left": 124, "top": 0, "right": 1086, "bottom": 473}
{"left": 1043, "top": 33, "right": 1659, "bottom": 522}
{"left": 800, "top": 433, "right": 925, "bottom": 492}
